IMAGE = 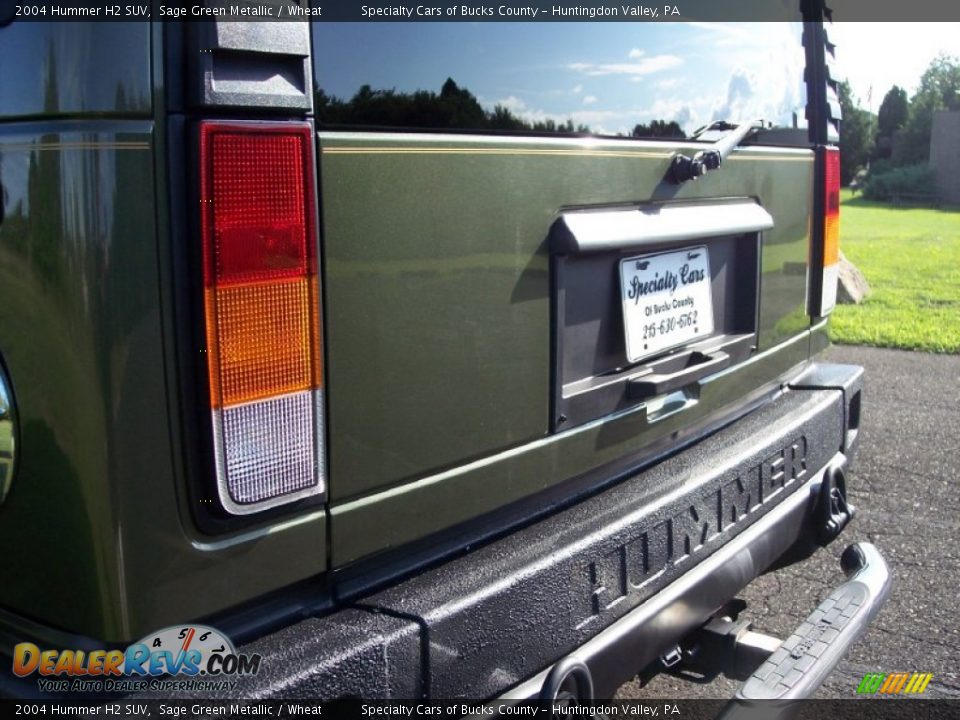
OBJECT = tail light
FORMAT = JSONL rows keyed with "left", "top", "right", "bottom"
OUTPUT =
{"left": 200, "top": 121, "right": 325, "bottom": 514}
{"left": 817, "top": 147, "right": 841, "bottom": 315}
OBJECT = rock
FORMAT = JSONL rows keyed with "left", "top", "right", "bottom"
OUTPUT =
{"left": 837, "top": 250, "right": 871, "bottom": 304}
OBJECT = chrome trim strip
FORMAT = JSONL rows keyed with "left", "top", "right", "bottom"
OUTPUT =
{"left": 334, "top": 330, "right": 811, "bottom": 516}
{"left": 553, "top": 198, "right": 775, "bottom": 254}
{"left": 318, "top": 130, "right": 815, "bottom": 157}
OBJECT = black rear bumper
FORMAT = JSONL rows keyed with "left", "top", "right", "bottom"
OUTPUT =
{"left": 178, "top": 362, "right": 865, "bottom": 700}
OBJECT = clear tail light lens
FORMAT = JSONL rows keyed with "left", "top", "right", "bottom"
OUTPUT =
{"left": 200, "top": 121, "right": 324, "bottom": 514}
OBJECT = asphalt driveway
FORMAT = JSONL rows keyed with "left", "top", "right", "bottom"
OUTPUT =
{"left": 617, "top": 345, "right": 960, "bottom": 700}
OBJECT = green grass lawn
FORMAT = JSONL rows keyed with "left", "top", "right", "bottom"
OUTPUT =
{"left": 829, "top": 190, "right": 960, "bottom": 353}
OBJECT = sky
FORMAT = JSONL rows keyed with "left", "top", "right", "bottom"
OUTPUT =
{"left": 314, "top": 21, "right": 960, "bottom": 136}
{"left": 830, "top": 23, "right": 960, "bottom": 111}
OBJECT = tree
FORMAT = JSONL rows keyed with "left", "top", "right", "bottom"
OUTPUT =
{"left": 873, "top": 85, "right": 908, "bottom": 159}
{"left": 877, "top": 86, "right": 908, "bottom": 138}
{"left": 894, "top": 54, "right": 960, "bottom": 165}
{"left": 837, "top": 81, "right": 876, "bottom": 186}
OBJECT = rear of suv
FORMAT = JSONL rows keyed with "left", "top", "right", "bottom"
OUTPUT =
{"left": 0, "top": 2, "right": 888, "bottom": 702}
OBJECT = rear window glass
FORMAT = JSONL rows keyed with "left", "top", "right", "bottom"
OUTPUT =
{"left": 312, "top": 19, "right": 806, "bottom": 140}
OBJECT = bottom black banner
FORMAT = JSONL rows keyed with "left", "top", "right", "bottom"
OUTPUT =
{"left": 1, "top": 700, "right": 958, "bottom": 720}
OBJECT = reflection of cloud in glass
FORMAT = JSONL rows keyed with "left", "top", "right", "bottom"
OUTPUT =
{"left": 715, "top": 71, "right": 754, "bottom": 120}
{"left": 655, "top": 78, "right": 681, "bottom": 90}
{"left": 494, "top": 94, "right": 635, "bottom": 136}
{"left": 568, "top": 55, "right": 683, "bottom": 77}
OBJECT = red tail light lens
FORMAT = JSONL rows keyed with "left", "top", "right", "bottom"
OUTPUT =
{"left": 202, "top": 129, "right": 313, "bottom": 286}
{"left": 200, "top": 121, "right": 325, "bottom": 514}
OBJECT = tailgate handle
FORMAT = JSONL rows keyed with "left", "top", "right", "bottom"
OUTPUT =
{"left": 552, "top": 199, "right": 773, "bottom": 254}
{"left": 627, "top": 350, "right": 731, "bottom": 401}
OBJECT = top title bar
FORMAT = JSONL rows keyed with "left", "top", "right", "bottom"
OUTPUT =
{"left": 2, "top": 0, "right": 960, "bottom": 22}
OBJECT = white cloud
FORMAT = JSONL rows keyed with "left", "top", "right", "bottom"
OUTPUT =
{"left": 830, "top": 22, "right": 960, "bottom": 109}
{"left": 571, "top": 84, "right": 583, "bottom": 95}
{"left": 568, "top": 54, "right": 683, "bottom": 77}
{"left": 683, "top": 22, "right": 750, "bottom": 39}
{"left": 582, "top": 95, "right": 598, "bottom": 105}
{"left": 628, "top": 48, "right": 645, "bottom": 59}
{"left": 494, "top": 92, "right": 706, "bottom": 137}
{"left": 494, "top": 94, "right": 632, "bottom": 133}
{"left": 683, "top": 21, "right": 741, "bottom": 33}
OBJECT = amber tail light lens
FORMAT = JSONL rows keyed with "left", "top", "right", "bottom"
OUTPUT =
{"left": 818, "top": 147, "right": 841, "bottom": 315}
{"left": 200, "top": 121, "right": 324, "bottom": 514}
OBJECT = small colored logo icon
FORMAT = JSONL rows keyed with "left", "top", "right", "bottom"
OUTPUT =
{"left": 857, "top": 672, "right": 933, "bottom": 695}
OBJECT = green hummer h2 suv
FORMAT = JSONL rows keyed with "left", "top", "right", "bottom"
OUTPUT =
{"left": 0, "top": 1, "right": 890, "bottom": 703}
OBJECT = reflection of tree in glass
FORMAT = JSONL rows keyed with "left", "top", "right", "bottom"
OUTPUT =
{"left": 631, "top": 120, "right": 685, "bottom": 139}
{"left": 0, "top": 156, "right": 30, "bottom": 259}
{"left": 317, "top": 77, "right": 685, "bottom": 140}
{"left": 30, "top": 42, "right": 64, "bottom": 289}
{"left": 316, "top": 77, "right": 590, "bottom": 134}
{"left": 318, "top": 77, "right": 561, "bottom": 133}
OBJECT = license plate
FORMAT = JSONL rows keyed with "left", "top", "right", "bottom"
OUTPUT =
{"left": 620, "top": 246, "right": 714, "bottom": 363}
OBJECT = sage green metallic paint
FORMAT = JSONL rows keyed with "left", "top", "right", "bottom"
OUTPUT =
{"left": 0, "top": 126, "right": 327, "bottom": 645}
{"left": 330, "top": 332, "right": 812, "bottom": 565}
{"left": 0, "top": 21, "right": 332, "bottom": 645}
{"left": 319, "top": 133, "right": 814, "bottom": 563}
{"left": 0, "top": 361, "right": 14, "bottom": 504}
